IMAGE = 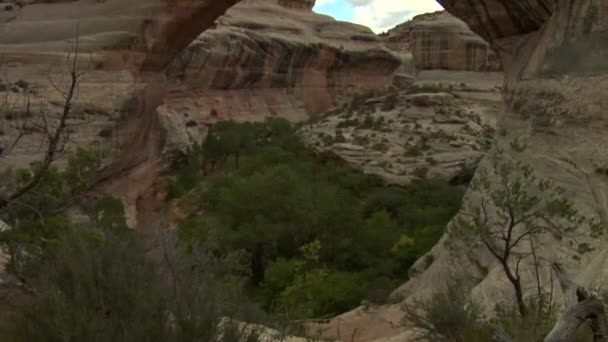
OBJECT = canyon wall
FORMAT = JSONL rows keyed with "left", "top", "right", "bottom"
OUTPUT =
{"left": 415, "top": 0, "right": 608, "bottom": 309}
{"left": 319, "top": 1, "right": 608, "bottom": 341}
{"left": 7, "top": 1, "right": 604, "bottom": 340}
{"left": 384, "top": 11, "right": 501, "bottom": 72}
{"left": 0, "top": 0, "right": 402, "bottom": 168}
{"left": 1, "top": 0, "right": 404, "bottom": 227}
{"left": 160, "top": 0, "right": 402, "bottom": 139}
{"left": 0, "top": 0, "right": 239, "bottom": 166}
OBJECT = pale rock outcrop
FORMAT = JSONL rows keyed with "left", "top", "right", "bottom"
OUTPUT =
{"left": 0, "top": 0, "right": 240, "bottom": 169}
{"left": 278, "top": 0, "right": 315, "bottom": 10}
{"left": 301, "top": 71, "right": 502, "bottom": 186}
{"left": 413, "top": 0, "right": 608, "bottom": 312}
{"left": 319, "top": 0, "right": 608, "bottom": 341}
{"left": 384, "top": 11, "right": 501, "bottom": 72}
{"left": 218, "top": 317, "right": 308, "bottom": 342}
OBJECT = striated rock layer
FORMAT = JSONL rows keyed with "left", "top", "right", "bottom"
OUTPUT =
{"left": 383, "top": 11, "right": 501, "bottom": 72}
{"left": 0, "top": 0, "right": 403, "bottom": 224}
{"left": 0, "top": 0, "right": 402, "bottom": 166}
{"left": 0, "top": 0, "right": 240, "bottom": 166}
{"left": 161, "top": 0, "right": 402, "bottom": 134}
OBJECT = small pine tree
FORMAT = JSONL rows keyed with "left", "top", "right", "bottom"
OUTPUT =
{"left": 451, "top": 145, "right": 592, "bottom": 317}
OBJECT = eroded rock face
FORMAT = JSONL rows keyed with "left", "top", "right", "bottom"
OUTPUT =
{"left": 320, "top": 1, "right": 608, "bottom": 341}
{"left": 384, "top": 11, "right": 501, "bottom": 71}
{"left": 0, "top": 0, "right": 401, "bottom": 167}
{"left": 0, "top": 0, "right": 403, "bottom": 229}
{"left": 161, "top": 0, "right": 402, "bottom": 129}
{"left": 0, "top": 0, "right": 239, "bottom": 168}
{"left": 417, "top": 0, "right": 608, "bottom": 308}
{"left": 0, "top": 0, "right": 239, "bottom": 71}
{"left": 300, "top": 71, "right": 502, "bottom": 186}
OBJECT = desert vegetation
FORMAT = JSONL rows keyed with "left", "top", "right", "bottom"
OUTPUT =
{"left": 0, "top": 93, "right": 605, "bottom": 342}
{"left": 0, "top": 60, "right": 602, "bottom": 339}
{"left": 169, "top": 118, "right": 465, "bottom": 320}
{"left": 0, "top": 105, "right": 466, "bottom": 339}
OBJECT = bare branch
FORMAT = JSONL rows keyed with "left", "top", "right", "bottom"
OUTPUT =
{"left": 0, "top": 29, "right": 84, "bottom": 209}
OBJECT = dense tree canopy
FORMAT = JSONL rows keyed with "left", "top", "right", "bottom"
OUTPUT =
{"left": 172, "top": 118, "right": 466, "bottom": 318}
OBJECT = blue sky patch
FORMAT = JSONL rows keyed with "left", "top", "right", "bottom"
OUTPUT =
{"left": 313, "top": 0, "right": 354, "bottom": 23}
{"left": 311, "top": 0, "right": 444, "bottom": 33}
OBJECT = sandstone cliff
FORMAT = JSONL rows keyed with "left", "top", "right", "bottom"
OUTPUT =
{"left": 161, "top": 0, "right": 402, "bottom": 139}
{"left": 0, "top": 0, "right": 240, "bottom": 166}
{"left": 0, "top": 0, "right": 403, "bottom": 225}
{"left": 411, "top": 0, "right": 608, "bottom": 310}
{"left": 318, "top": 0, "right": 608, "bottom": 341}
{"left": 0, "top": 0, "right": 402, "bottom": 165}
{"left": 0, "top": 0, "right": 242, "bottom": 226}
{"left": 5, "top": 1, "right": 603, "bottom": 340}
{"left": 383, "top": 11, "right": 501, "bottom": 72}
{"left": 300, "top": 10, "right": 504, "bottom": 188}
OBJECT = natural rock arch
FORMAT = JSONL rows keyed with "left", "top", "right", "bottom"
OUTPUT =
{"left": 4, "top": 2, "right": 607, "bottom": 339}
{"left": 138, "top": 0, "right": 242, "bottom": 71}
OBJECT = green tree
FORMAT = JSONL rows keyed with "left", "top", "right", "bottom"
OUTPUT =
{"left": 203, "top": 121, "right": 258, "bottom": 169}
{"left": 452, "top": 147, "right": 588, "bottom": 317}
{"left": 265, "top": 241, "right": 364, "bottom": 319}
{"left": 0, "top": 148, "right": 103, "bottom": 276}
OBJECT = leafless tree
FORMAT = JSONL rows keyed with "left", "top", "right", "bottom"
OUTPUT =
{"left": 0, "top": 32, "right": 85, "bottom": 210}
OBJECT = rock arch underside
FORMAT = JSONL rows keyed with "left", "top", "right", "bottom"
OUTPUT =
{"left": 2, "top": 0, "right": 608, "bottom": 341}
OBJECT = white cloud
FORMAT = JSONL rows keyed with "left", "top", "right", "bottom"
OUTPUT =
{"left": 349, "top": 0, "right": 444, "bottom": 33}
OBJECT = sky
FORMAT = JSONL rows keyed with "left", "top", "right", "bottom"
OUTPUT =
{"left": 313, "top": 0, "right": 444, "bottom": 33}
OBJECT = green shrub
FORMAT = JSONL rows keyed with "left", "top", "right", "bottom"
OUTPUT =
{"left": 358, "top": 115, "right": 375, "bottom": 129}
{"left": 404, "top": 145, "right": 422, "bottom": 157}
{"left": 334, "top": 132, "right": 347, "bottom": 143}
{"left": 371, "top": 142, "right": 389, "bottom": 152}
{"left": 319, "top": 133, "right": 335, "bottom": 146}
{"left": 348, "top": 90, "right": 377, "bottom": 113}
{"left": 337, "top": 118, "right": 359, "bottom": 128}
{"left": 380, "top": 93, "right": 398, "bottom": 112}
{"left": 372, "top": 116, "right": 385, "bottom": 130}
{"left": 13, "top": 225, "right": 265, "bottom": 342}
{"left": 413, "top": 167, "right": 429, "bottom": 178}
{"left": 278, "top": 268, "right": 364, "bottom": 319}
{"left": 402, "top": 279, "right": 493, "bottom": 342}
{"left": 353, "top": 135, "right": 370, "bottom": 146}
